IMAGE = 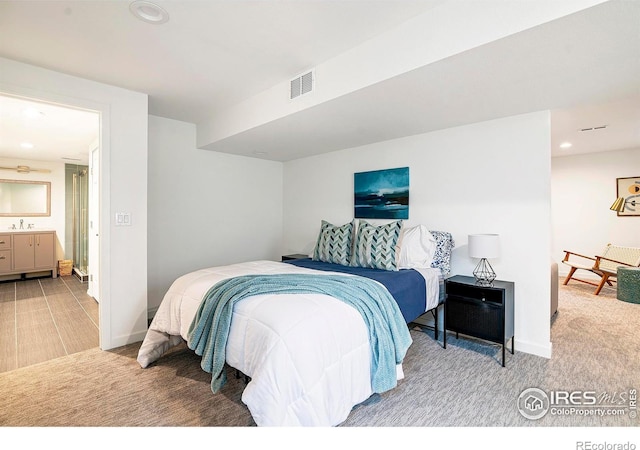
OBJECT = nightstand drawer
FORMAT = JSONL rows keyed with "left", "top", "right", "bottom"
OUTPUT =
{"left": 445, "top": 282, "right": 504, "bottom": 305}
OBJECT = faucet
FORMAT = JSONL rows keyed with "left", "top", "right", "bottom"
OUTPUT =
{"left": 19, "top": 219, "right": 24, "bottom": 230}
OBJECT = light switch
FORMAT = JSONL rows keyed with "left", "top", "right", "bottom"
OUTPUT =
{"left": 115, "top": 212, "right": 131, "bottom": 226}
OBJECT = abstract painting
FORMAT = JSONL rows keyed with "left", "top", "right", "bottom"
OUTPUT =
{"left": 354, "top": 167, "right": 409, "bottom": 219}
{"left": 616, "top": 176, "right": 640, "bottom": 216}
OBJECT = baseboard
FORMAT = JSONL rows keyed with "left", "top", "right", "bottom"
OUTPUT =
{"left": 557, "top": 267, "right": 601, "bottom": 282}
{"left": 515, "top": 338, "right": 552, "bottom": 359}
{"left": 101, "top": 329, "right": 148, "bottom": 350}
{"left": 147, "top": 305, "right": 159, "bottom": 321}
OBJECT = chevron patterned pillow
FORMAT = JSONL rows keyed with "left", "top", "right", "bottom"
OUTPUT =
{"left": 312, "top": 220, "right": 354, "bottom": 266}
{"left": 352, "top": 220, "right": 403, "bottom": 271}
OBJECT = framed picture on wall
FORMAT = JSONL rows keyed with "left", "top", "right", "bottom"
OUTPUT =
{"left": 354, "top": 167, "right": 409, "bottom": 219}
{"left": 616, "top": 176, "right": 640, "bottom": 216}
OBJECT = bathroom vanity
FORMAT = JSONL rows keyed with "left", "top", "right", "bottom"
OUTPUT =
{"left": 0, "top": 230, "right": 57, "bottom": 279}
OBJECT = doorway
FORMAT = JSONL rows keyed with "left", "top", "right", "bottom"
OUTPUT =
{"left": 0, "top": 93, "right": 101, "bottom": 370}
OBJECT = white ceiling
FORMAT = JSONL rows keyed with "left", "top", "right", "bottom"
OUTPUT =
{"left": 0, "top": 0, "right": 638, "bottom": 164}
{"left": 0, "top": 95, "right": 99, "bottom": 165}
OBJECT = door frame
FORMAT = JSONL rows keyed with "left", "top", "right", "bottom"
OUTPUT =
{"left": 0, "top": 85, "right": 112, "bottom": 350}
{"left": 87, "top": 143, "right": 100, "bottom": 302}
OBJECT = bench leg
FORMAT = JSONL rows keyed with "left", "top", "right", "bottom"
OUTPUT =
{"left": 594, "top": 274, "right": 610, "bottom": 295}
{"left": 563, "top": 267, "right": 577, "bottom": 285}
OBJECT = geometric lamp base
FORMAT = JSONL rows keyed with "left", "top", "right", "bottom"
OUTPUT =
{"left": 473, "top": 258, "right": 496, "bottom": 286}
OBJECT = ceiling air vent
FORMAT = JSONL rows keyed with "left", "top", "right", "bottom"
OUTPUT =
{"left": 579, "top": 125, "right": 608, "bottom": 132}
{"left": 290, "top": 70, "right": 314, "bottom": 100}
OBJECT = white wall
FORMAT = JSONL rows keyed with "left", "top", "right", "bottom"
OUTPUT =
{"left": 198, "top": 0, "right": 605, "bottom": 149}
{"left": 283, "top": 111, "right": 553, "bottom": 358}
{"left": 147, "top": 115, "right": 283, "bottom": 314}
{"left": 0, "top": 157, "right": 66, "bottom": 260}
{"left": 0, "top": 56, "right": 148, "bottom": 350}
{"left": 552, "top": 147, "right": 640, "bottom": 278}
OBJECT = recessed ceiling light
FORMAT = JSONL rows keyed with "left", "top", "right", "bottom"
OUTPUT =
{"left": 129, "top": 1, "right": 169, "bottom": 24}
{"left": 20, "top": 142, "right": 34, "bottom": 149}
{"left": 559, "top": 142, "right": 572, "bottom": 149}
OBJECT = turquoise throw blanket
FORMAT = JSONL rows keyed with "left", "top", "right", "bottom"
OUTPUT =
{"left": 187, "top": 273, "right": 412, "bottom": 394}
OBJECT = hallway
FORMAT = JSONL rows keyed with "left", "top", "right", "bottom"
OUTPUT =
{"left": 0, "top": 275, "right": 98, "bottom": 373}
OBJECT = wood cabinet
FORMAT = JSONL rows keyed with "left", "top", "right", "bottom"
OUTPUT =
{"left": 0, "top": 234, "right": 12, "bottom": 273}
{"left": 0, "top": 231, "right": 57, "bottom": 279}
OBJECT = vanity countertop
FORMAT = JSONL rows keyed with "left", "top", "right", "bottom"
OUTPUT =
{"left": 2, "top": 228, "right": 56, "bottom": 233}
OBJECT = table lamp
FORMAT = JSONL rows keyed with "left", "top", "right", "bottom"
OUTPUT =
{"left": 468, "top": 234, "right": 500, "bottom": 285}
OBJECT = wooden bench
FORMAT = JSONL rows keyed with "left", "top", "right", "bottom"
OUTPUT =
{"left": 562, "top": 244, "right": 640, "bottom": 295}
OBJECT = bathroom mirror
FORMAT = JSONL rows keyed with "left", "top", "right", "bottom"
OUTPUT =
{"left": 0, "top": 179, "right": 51, "bottom": 217}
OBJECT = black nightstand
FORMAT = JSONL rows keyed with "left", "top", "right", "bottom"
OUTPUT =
{"left": 281, "top": 254, "right": 309, "bottom": 261}
{"left": 444, "top": 275, "right": 515, "bottom": 367}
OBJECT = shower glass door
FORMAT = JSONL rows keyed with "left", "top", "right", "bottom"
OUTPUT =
{"left": 72, "top": 167, "right": 89, "bottom": 277}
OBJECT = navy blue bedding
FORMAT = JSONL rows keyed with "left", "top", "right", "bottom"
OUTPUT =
{"left": 284, "top": 258, "right": 428, "bottom": 324}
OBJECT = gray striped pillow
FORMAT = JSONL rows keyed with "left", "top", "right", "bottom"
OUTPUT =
{"left": 352, "top": 220, "right": 403, "bottom": 271}
{"left": 312, "top": 220, "right": 353, "bottom": 266}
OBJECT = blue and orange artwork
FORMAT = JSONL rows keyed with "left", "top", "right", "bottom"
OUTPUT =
{"left": 354, "top": 167, "right": 409, "bottom": 219}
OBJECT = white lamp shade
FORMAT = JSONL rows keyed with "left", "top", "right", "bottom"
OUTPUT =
{"left": 468, "top": 234, "right": 500, "bottom": 259}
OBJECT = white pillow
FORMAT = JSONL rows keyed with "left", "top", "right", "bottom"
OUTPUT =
{"left": 398, "top": 224, "right": 436, "bottom": 269}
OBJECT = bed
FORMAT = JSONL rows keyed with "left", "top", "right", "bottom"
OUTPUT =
{"left": 137, "top": 222, "right": 453, "bottom": 426}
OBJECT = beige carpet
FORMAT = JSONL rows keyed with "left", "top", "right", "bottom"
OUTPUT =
{"left": 0, "top": 279, "right": 637, "bottom": 428}
{"left": 0, "top": 342, "right": 252, "bottom": 427}
{"left": 343, "top": 280, "right": 639, "bottom": 427}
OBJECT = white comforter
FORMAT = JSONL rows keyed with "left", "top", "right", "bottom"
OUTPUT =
{"left": 137, "top": 260, "right": 436, "bottom": 426}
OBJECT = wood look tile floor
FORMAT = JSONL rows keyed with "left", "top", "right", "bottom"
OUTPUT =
{"left": 0, "top": 275, "right": 98, "bottom": 374}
